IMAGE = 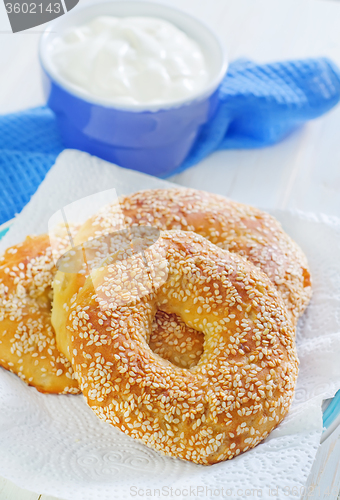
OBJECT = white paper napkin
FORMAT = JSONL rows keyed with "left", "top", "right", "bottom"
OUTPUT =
{"left": 0, "top": 150, "right": 340, "bottom": 500}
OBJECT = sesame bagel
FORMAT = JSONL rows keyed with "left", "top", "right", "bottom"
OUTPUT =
{"left": 0, "top": 234, "right": 79, "bottom": 394}
{"left": 65, "top": 230, "right": 298, "bottom": 464}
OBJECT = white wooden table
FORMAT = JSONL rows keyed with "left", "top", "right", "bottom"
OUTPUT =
{"left": 0, "top": 0, "right": 340, "bottom": 498}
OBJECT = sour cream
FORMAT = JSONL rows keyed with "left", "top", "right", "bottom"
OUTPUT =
{"left": 47, "top": 16, "right": 210, "bottom": 107}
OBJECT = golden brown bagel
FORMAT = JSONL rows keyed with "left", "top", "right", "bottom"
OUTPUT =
{"left": 0, "top": 234, "right": 80, "bottom": 394}
{"left": 64, "top": 230, "right": 298, "bottom": 464}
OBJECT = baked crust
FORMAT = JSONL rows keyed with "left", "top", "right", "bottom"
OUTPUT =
{"left": 65, "top": 230, "right": 299, "bottom": 464}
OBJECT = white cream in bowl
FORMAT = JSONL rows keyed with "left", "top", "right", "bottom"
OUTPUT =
{"left": 46, "top": 16, "right": 210, "bottom": 106}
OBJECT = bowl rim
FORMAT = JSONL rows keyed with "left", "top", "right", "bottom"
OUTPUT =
{"left": 39, "top": 0, "right": 228, "bottom": 112}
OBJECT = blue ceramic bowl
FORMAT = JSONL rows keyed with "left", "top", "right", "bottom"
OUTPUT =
{"left": 39, "top": 1, "right": 227, "bottom": 177}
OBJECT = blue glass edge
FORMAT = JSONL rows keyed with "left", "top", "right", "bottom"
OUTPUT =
{"left": 323, "top": 389, "right": 340, "bottom": 429}
{"left": 0, "top": 223, "right": 339, "bottom": 430}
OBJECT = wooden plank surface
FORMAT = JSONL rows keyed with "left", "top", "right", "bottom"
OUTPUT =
{"left": 302, "top": 424, "right": 340, "bottom": 500}
{"left": 0, "top": 477, "right": 40, "bottom": 500}
{"left": 0, "top": 0, "right": 340, "bottom": 498}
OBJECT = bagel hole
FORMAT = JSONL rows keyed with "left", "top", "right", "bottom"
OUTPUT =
{"left": 149, "top": 310, "right": 204, "bottom": 369}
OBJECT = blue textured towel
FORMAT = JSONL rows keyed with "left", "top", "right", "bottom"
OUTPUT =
{"left": 1, "top": 57, "right": 340, "bottom": 226}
